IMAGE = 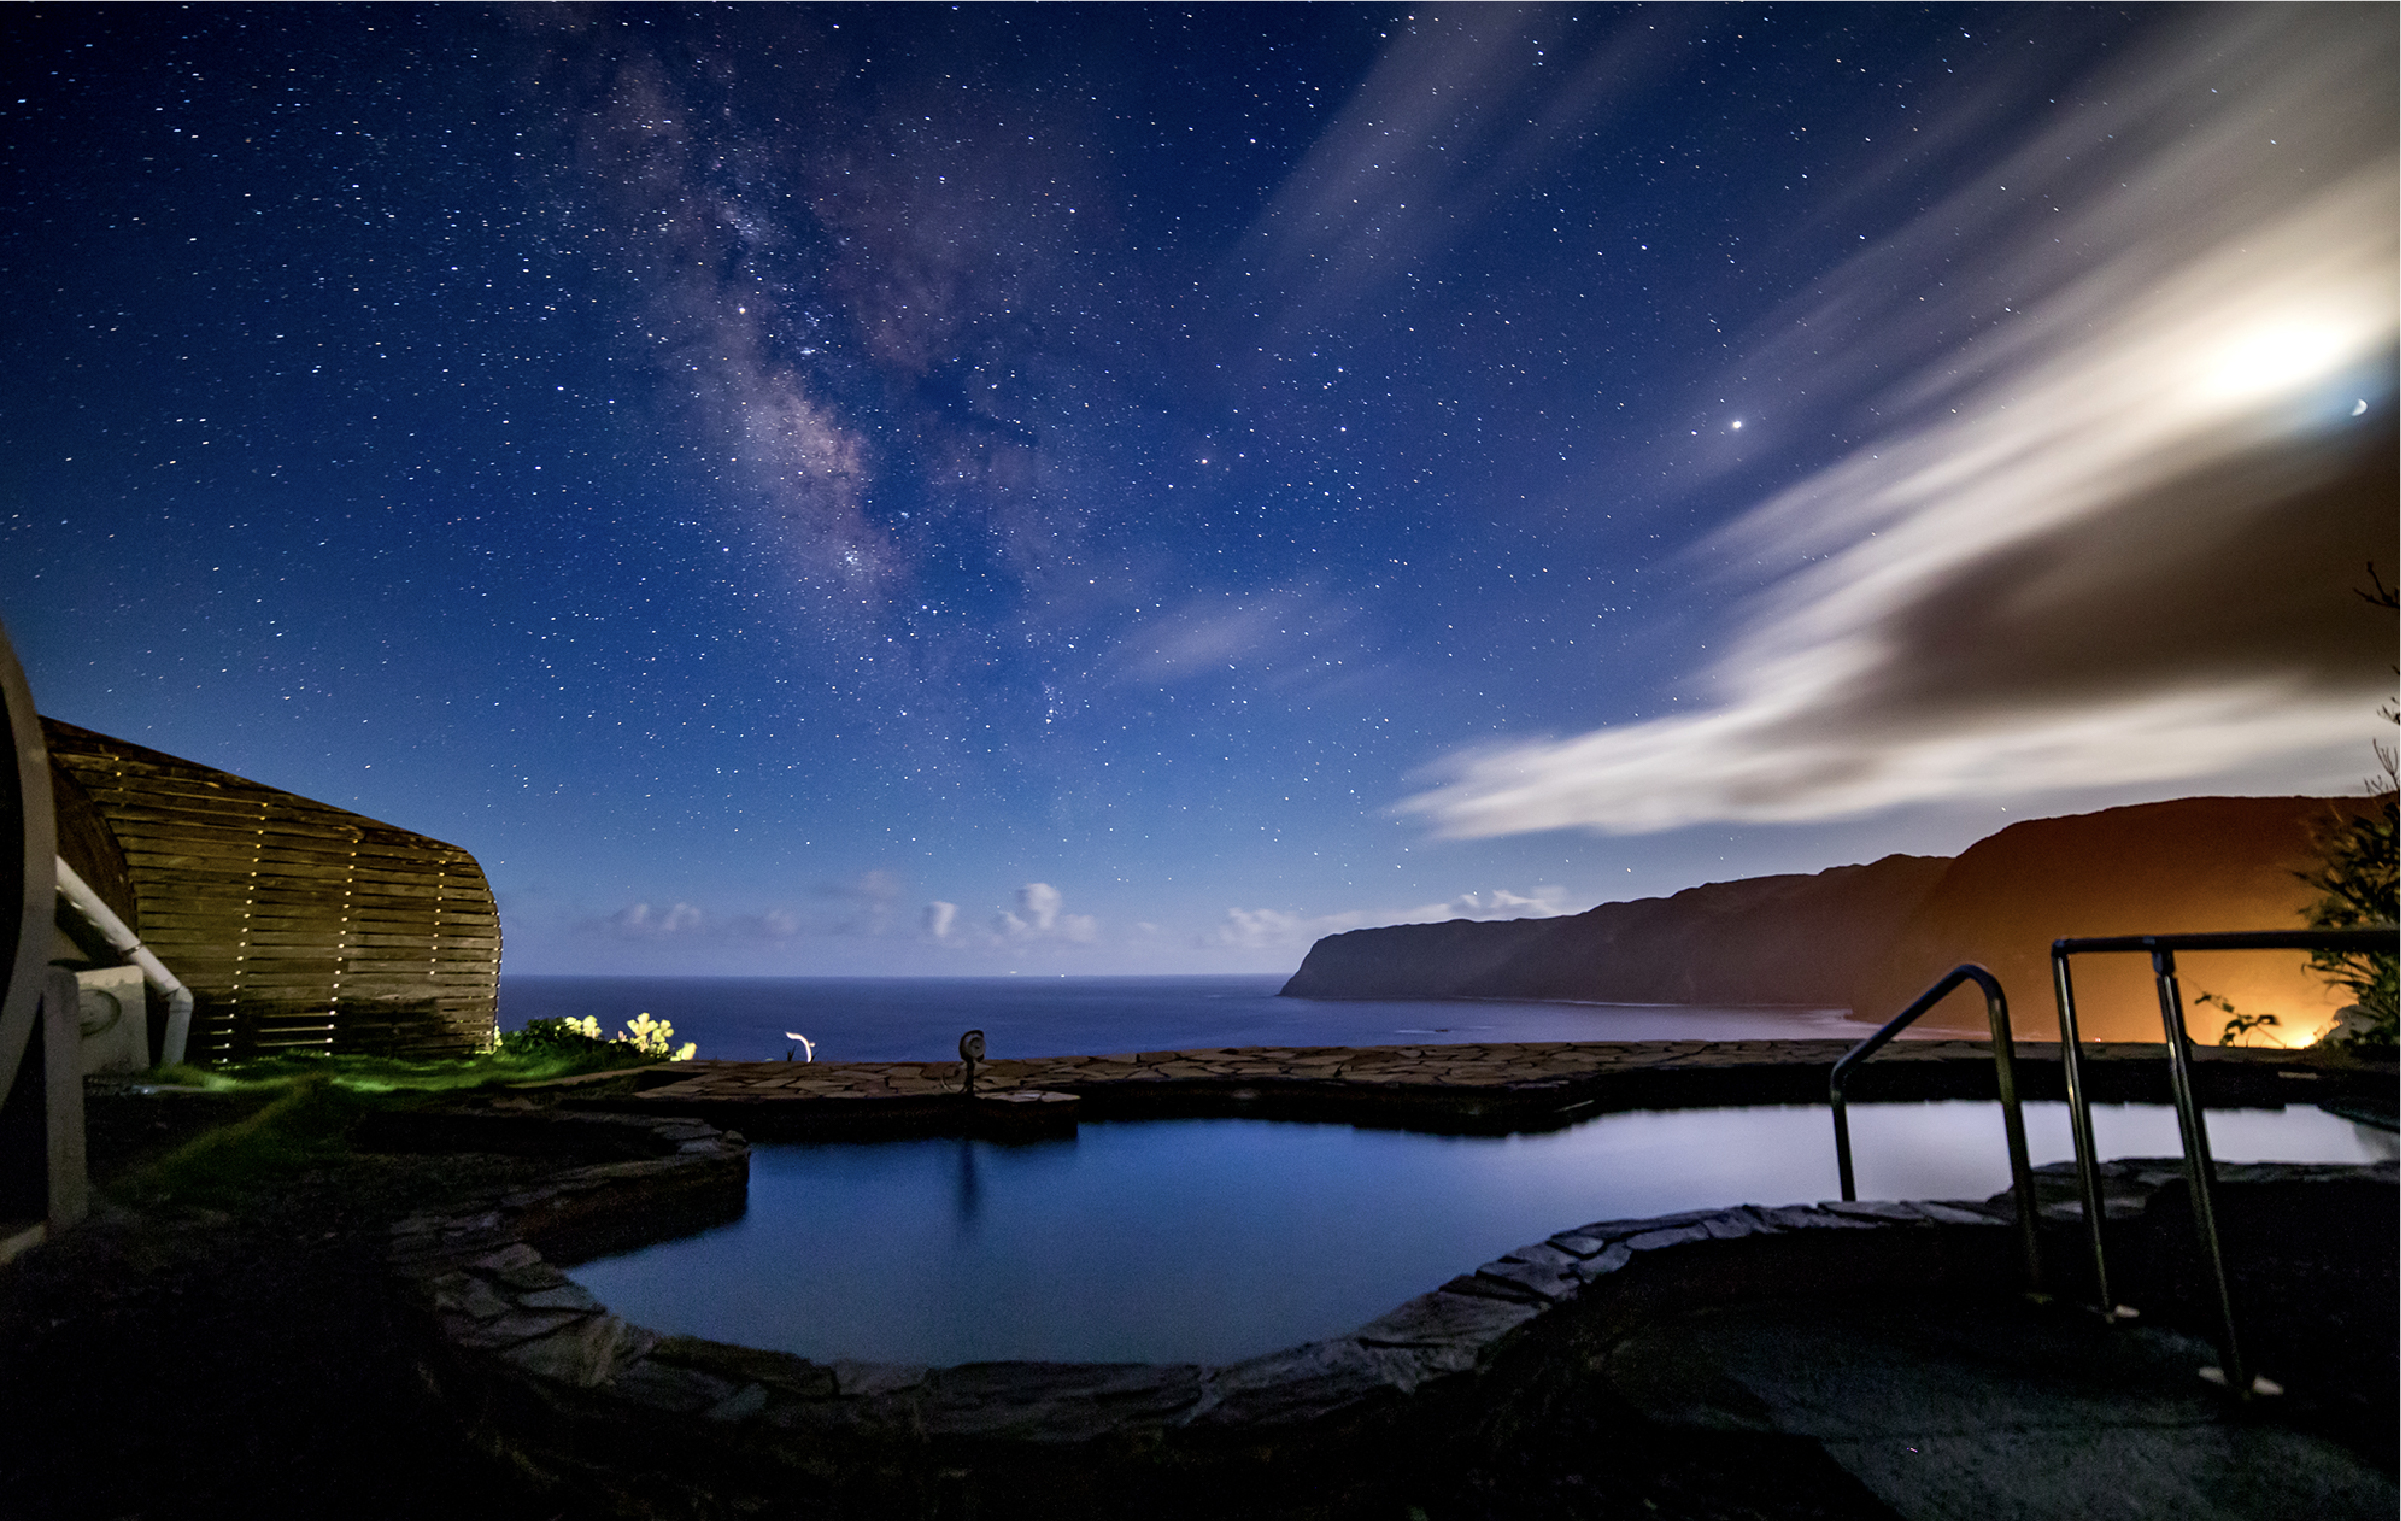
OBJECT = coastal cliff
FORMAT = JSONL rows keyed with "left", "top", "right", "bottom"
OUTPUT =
{"left": 1280, "top": 855, "right": 1948, "bottom": 1007}
{"left": 1282, "top": 796, "right": 2374, "bottom": 1041}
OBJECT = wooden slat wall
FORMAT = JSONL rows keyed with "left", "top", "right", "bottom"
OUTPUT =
{"left": 40, "top": 718, "right": 500, "bottom": 1061}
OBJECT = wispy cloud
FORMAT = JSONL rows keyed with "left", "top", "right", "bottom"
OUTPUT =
{"left": 1396, "top": 886, "right": 1572, "bottom": 922}
{"left": 1406, "top": 8, "right": 2397, "bottom": 838}
{"left": 991, "top": 883, "right": 1099, "bottom": 945}
{"left": 592, "top": 901, "right": 704, "bottom": 940}
{"left": 807, "top": 870, "right": 907, "bottom": 937}
{"left": 1197, "top": 905, "right": 1370, "bottom": 952}
{"left": 1107, "top": 586, "right": 1364, "bottom": 689}
{"left": 1198, "top": 882, "right": 1571, "bottom": 952}
{"left": 1234, "top": 8, "right": 1684, "bottom": 344}
{"left": 595, "top": 871, "right": 912, "bottom": 945}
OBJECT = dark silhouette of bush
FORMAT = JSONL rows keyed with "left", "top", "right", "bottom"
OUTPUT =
{"left": 2304, "top": 566, "right": 2399, "bottom": 1052}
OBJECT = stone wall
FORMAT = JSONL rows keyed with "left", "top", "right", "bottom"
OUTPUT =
{"left": 385, "top": 1099, "right": 2397, "bottom": 1519}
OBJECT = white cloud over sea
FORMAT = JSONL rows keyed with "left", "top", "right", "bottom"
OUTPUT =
{"left": 595, "top": 901, "right": 704, "bottom": 940}
{"left": 1200, "top": 885, "right": 1572, "bottom": 951}
{"left": 995, "top": 881, "right": 1099, "bottom": 944}
{"left": 1405, "top": 9, "right": 2397, "bottom": 839}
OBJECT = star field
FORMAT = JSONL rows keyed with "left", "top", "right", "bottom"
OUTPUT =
{"left": 4, "top": 5, "right": 2391, "bottom": 974}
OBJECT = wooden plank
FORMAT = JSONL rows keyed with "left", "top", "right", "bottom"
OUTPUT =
{"left": 118, "top": 846, "right": 361, "bottom": 876}
{"left": 347, "top": 918, "right": 489, "bottom": 938}
{"left": 80, "top": 773, "right": 375, "bottom": 823}
{"left": 344, "top": 941, "right": 454, "bottom": 955}
{"left": 68, "top": 784, "right": 262, "bottom": 813}
{"left": 337, "top": 973, "right": 454, "bottom": 989}
{"left": 101, "top": 807, "right": 321, "bottom": 837}
{"left": 123, "top": 885, "right": 276, "bottom": 908}
{"left": 216, "top": 934, "right": 376, "bottom": 952}
{"left": 341, "top": 888, "right": 448, "bottom": 909}
{"left": 187, "top": 851, "right": 370, "bottom": 879}
{"left": 143, "top": 946, "right": 244, "bottom": 964}
{"left": 115, "top": 836, "right": 402, "bottom": 869}
{"left": 106, "top": 808, "right": 461, "bottom": 859}
{"left": 138, "top": 917, "right": 348, "bottom": 941}
{"left": 90, "top": 790, "right": 467, "bottom": 856}
{"left": 107, "top": 809, "right": 351, "bottom": 844}
{"left": 180, "top": 895, "right": 363, "bottom": 914}
{"left": 224, "top": 887, "right": 356, "bottom": 905}
{"left": 145, "top": 877, "right": 467, "bottom": 904}
{"left": 182, "top": 926, "right": 352, "bottom": 948}
{"left": 117, "top": 859, "right": 274, "bottom": 885}
{"left": 332, "top": 914, "right": 452, "bottom": 933}
{"left": 326, "top": 932, "right": 450, "bottom": 950}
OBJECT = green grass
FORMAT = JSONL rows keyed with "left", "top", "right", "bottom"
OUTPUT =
{"left": 149, "top": 1042, "right": 653, "bottom": 1094}
{"left": 116, "top": 1076, "right": 368, "bottom": 1208}
{"left": 112, "top": 1044, "right": 656, "bottom": 1207}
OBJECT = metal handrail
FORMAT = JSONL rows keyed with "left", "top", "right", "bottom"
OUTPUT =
{"left": 1830, "top": 963, "right": 2042, "bottom": 1293}
{"left": 2052, "top": 925, "right": 2397, "bottom": 1397}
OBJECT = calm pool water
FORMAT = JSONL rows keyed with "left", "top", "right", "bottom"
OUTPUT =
{"left": 571, "top": 1102, "right": 2393, "bottom": 1368}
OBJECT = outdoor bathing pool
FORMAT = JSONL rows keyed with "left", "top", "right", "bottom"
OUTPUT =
{"left": 569, "top": 1101, "right": 2394, "bottom": 1367}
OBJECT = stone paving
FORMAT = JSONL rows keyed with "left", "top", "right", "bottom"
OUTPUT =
{"left": 575, "top": 1038, "right": 2371, "bottom": 1133}
{"left": 1602, "top": 1285, "right": 2399, "bottom": 1521}
{"left": 630, "top": 1039, "right": 1898, "bottom": 1100}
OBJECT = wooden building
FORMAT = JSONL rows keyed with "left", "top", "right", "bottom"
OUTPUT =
{"left": 42, "top": 718, "right": 499, "bottom": 1061}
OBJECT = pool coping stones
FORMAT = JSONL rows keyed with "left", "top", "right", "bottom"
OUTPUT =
{"left": 556, "top": 1036, "right": 2393, "bottom": 1138}
{"left": 384, "top": 1087, "right": 2395, "bottom": 1518}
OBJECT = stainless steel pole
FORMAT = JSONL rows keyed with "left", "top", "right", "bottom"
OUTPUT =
{"left": 1980, "top": 978, "right": 2043, "bottom": 1294}
{"left": 2150, "top": 946, "right": 2252, "bottom": 1394}
{"left": 1832, "top": 1090, "right": 1857, "bottom": 1202}
{"left": 2050, "top": 946, "right": 2118, "bottom": 1318}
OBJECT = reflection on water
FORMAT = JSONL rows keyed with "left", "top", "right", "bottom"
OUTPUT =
{"left": 571, "top": 1102, "right": 2391, "bottom": 1369}
{"left": 953, "top": 1135, "right": 983, "bottom": 1234}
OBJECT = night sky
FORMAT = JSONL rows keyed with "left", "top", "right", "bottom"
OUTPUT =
{"left": 4, "top": 5, "right": 2393, "bottom": 976}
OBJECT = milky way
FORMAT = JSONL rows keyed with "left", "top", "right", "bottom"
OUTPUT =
{"left": 4, "top": 5, "right": 2391, "bottom": 974}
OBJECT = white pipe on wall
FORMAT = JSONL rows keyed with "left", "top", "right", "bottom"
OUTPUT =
{"left": 54, "top": 857, "right": 195, "bottom": 1067}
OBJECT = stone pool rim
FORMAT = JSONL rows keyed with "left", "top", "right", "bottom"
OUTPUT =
{"left": 552, "top": 1034, "right": 2394, "bottom": 1139}
{"left": 385, "top": 1037, "right": 2395, "bottom": 1516}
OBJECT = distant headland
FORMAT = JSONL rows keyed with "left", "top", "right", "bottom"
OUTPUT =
{"left": 1281, "top": 796, "right": 2378, "bottom": 1043}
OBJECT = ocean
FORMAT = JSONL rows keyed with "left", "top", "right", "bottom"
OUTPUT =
{"left": 496, "top": 974, "right": 1881, "bottom": 1064}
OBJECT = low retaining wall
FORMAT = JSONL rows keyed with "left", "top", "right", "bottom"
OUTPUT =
{"left": 574, "top": 1038, "right": 2391, "bottom": 1139}
{"left": 386, "top": 1100, "right": 2395, "bottom": 1519}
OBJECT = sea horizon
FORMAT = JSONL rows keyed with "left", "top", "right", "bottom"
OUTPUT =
{"left": 498, "top": 971, "right": 1886, "bottom": 1065}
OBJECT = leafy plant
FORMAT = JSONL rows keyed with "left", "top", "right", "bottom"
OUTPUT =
{"left": 496, "top": 1012, "right": 696, "bottom": 1062}
{"left": 2196, "top": 992, "right": 2281, "bottom": 1048}
{"left": 497, "top": 1015, "right": 617, "bottom": 1057}
{"left": 2296, "top": 565, "right": 2399, "bottom": 1054}
{"left": 2297, "top": 781, "right": 2397, "bottom": 1053}
{"left": 620, "top": 1012, "right": 698, "bottom": 1061}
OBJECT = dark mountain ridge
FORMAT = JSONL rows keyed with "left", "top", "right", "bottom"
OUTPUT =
{"left": 1281, "top": 796, "right": 2375, "bottom": 1042}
